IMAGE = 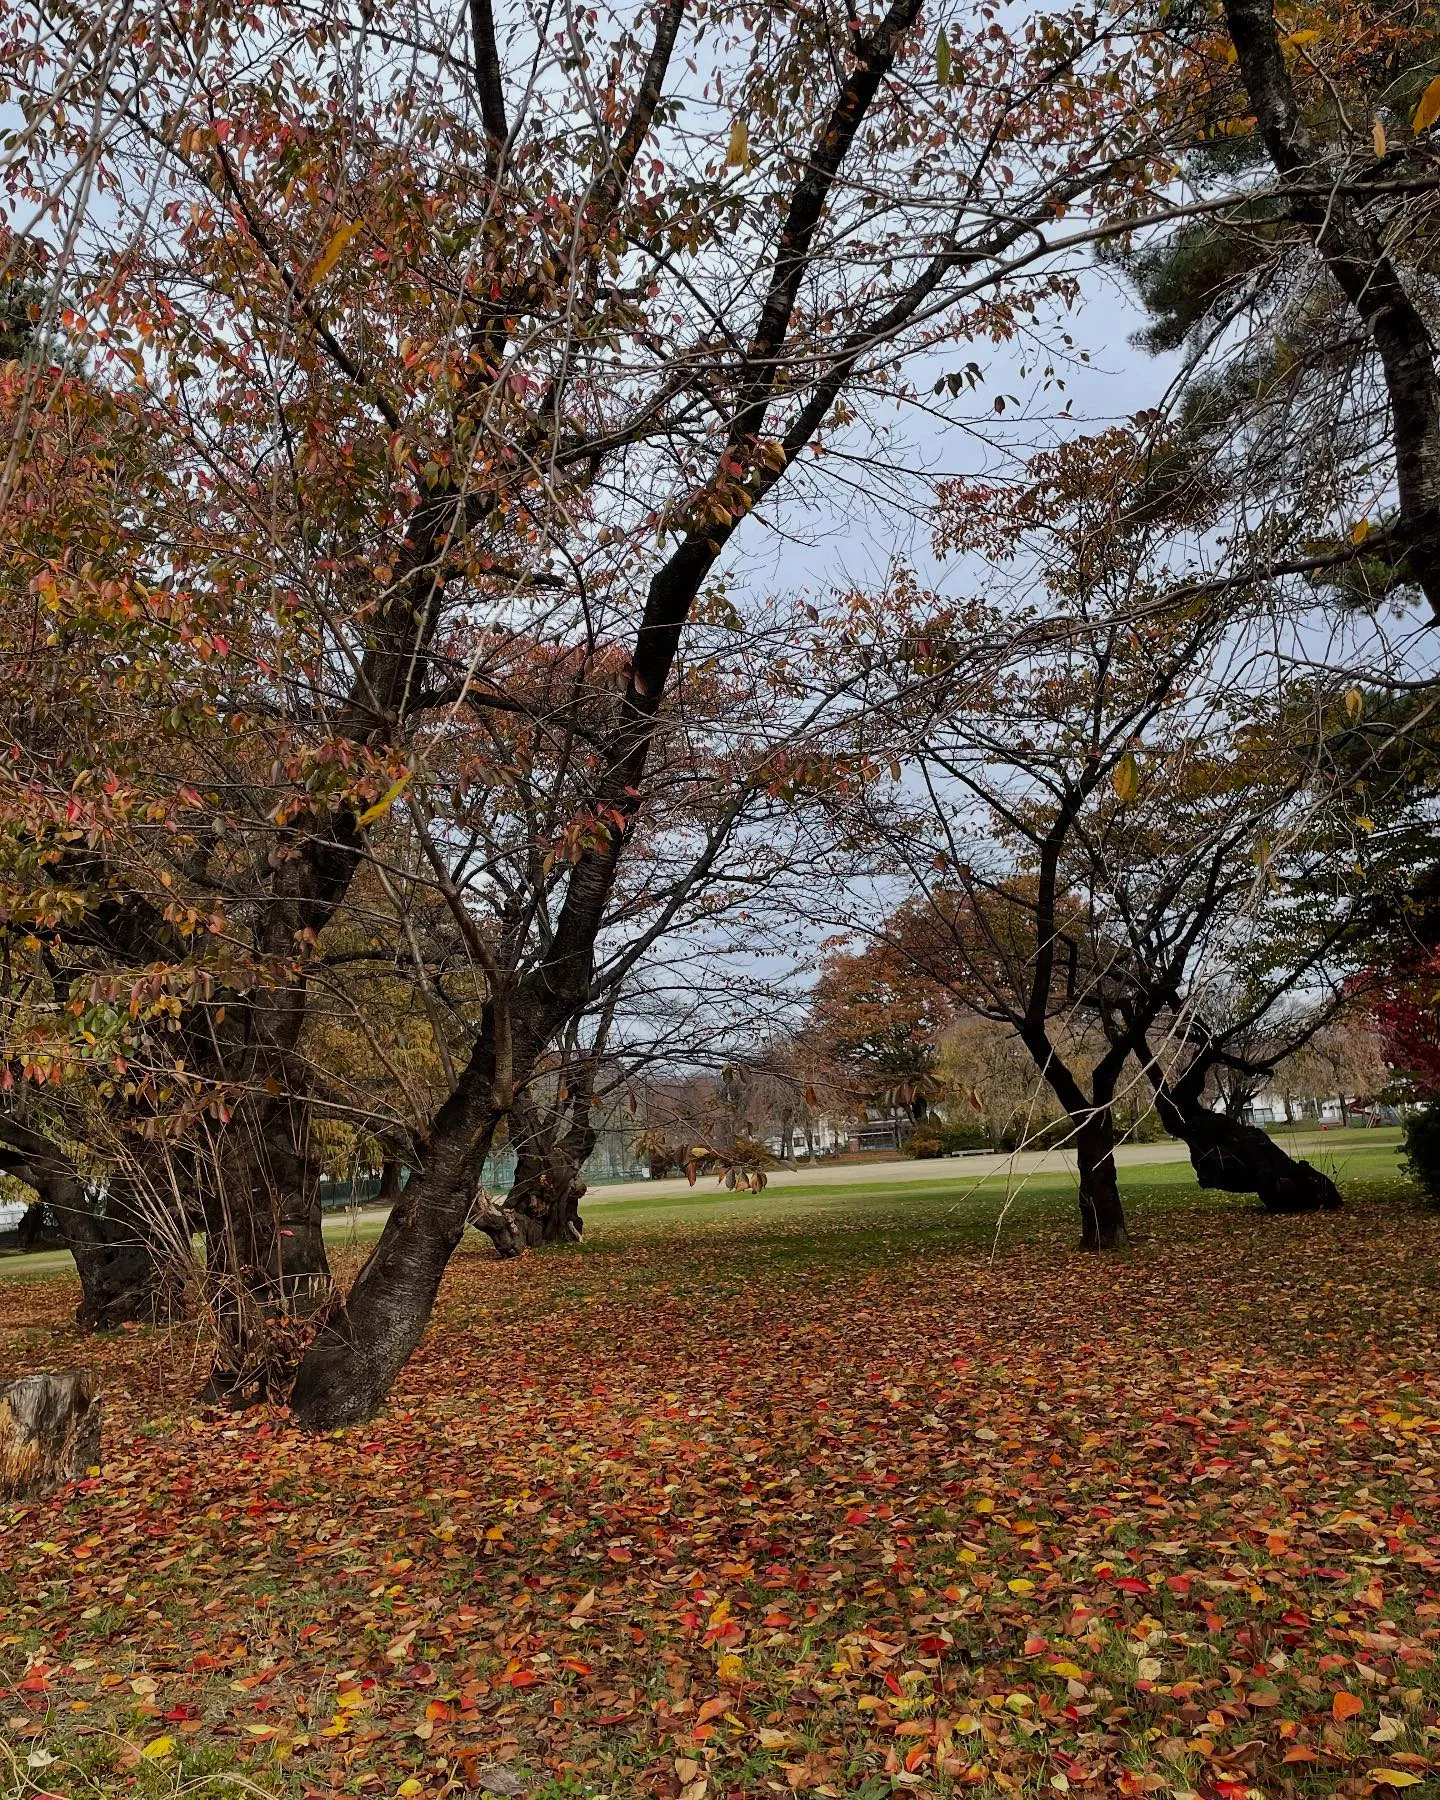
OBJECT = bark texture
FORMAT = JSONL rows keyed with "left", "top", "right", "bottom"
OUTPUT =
{"left": 0, "top": 1370, "right": 102, "bottom": 1498}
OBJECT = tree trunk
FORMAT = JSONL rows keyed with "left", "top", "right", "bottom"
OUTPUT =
{"left": 1075, "top": 1108, "right": 1128, "bottom": 1251}
{"left": 199, "top": 1101, "right": 330, "bottom": 1405}
{"left": 778, "top": 1107, "right": 796, "bottom": 1166}
{"left": 467, "top": 1188, "right": 527, "bottom": 1257}
{"left": 1024, "top": 1034, "right": 1128, "bottom": 1251}
{"left": 501, "top": 1089, "right": 592, "bottom": 1248}
{"left": 0, "top": 1120, "right": 181, "bottom": 1327}
{"left": 65, "top": 1196, "right": 183, "bottom": 1331}
{"left": 0, "top": 1370, "right": 102, "bottom": 1499}
{"left": 379, "top": 1157, "right": 404, "bottom": 1203}
{"left": 1153, "top": 1079, "right": 1342, "bottom": 1213}
{"left": 288, "top": 1015, "right": 511, "bottom": 1429}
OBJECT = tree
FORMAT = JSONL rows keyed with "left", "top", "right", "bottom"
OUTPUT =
{"left": 1110, "top": 0, "right": 1440, "bottom": 625}
{"left": 937, "top": 1015, "right": 1091, "bottom": 1152}
{"left": 809, "top": 940, "right": 952, "bottom": 1147}
{"left": 821, "top": 421, "right": 1385, "bottom": 1240}
{"left": 3, "top": 0, "right": 1171, "bottom": 1421}
{"left": 1215, "top": 0, "right": 1440, "bottom": 618}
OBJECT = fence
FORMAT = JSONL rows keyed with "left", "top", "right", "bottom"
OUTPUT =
{"left": 316, "top": 1127, "right": 648, "bottom": 1212}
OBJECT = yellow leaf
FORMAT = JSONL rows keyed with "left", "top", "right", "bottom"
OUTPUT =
{"left": 1369, "top": 1773, "right": 1423, "bottom": 1789}
{"left": 1111, "top": 750, "right": 1140, "bottom": 804}
{"left": 937, "top": 27, "right": 952, "bottom": 85}
{"left": 1351, "top": 517, "right": 1371, "bottom": 544}
{"left": 140, "top": 1736, "right": 176, "bottom": 1760}
{"left": 1345, "top": 688, "right": 1365, "bottom": 721}
{"left": 397, "top": 1781, "right": 424, "bottom": 1797}
{"left": 726, "top": 118, "right": 748, "bottom": 167}
{"left": 312, "top": 219, "right": 364, "bottom": 284}
{"left": 1413, "top": 73, "right": 1440, "bottom": 134}
{"left": 757, "top": 1728, "right": 795, "bottom": 1750}
{"left": 357, "top": 771, "right": 412, "bottom": 829}
{"left": 1007, "top": 1577, "right": 1036, "bottom": 1595}
{"left": 1281, "top": 28, "right": 1320, "bottom": 47}
{"left": 717, "top": 1653, "right": 745, "bottom": 1683}
{"left": 1047, "top": 1660, "right": 1086, "bottom": 1680}
{"left": 1373, "top": 118, "right": 1388, "bottom": 157}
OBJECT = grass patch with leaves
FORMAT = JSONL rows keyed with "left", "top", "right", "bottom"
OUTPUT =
{"left": 3, "top": 1168, "right": 1438, "bottom": 1800}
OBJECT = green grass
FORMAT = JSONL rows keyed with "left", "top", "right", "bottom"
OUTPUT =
{"left": 0, "top": 1127, "right": 1406, "bottom": 1283}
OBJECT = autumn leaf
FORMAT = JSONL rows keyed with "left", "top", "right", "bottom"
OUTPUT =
{"left": 726, "top": 119, "right": 748, "bottom": 167}
{"left": 1369, "top": 1773, "right": 1424, "bottom": 1789}
{"left": 1111, "top": 750, "right": 1140, "bottom": 804}
{"left": 7, "top": 1158, "right": 1440, "bottom": 1800}
{"left": 936, "top": 28, "right": 952, "bottom": 85}
{"left": 140, "top": 1736, "right": 176, "bottom": 1760}
{"left": 1373, "top": 118, "right": 1388, "bottom": 156}
{"left": 357, "top": 772, "right": 412, "bottom": 829}
{"left": 1413, "top": 73, "right": 1440, "bottom": 133}
{"left": 310, "top": 219, "right": 364, "bottom": 284}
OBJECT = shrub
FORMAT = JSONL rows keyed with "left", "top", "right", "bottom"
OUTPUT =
{"left": 1402, "top": 1106, "right": 1440, "bottom": 1205}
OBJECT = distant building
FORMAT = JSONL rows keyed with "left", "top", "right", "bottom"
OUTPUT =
{"left": 1243, "top": 1091, "right": 1398, "bottom": 1128}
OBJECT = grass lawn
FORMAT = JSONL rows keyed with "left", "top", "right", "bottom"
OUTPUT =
{"left": 3, "top": 1137, "right": 1439, "bottom": 1800}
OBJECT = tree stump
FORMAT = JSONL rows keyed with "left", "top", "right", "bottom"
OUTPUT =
{"left": 0, "top": 1370, "right": 101, "bottom": 1498}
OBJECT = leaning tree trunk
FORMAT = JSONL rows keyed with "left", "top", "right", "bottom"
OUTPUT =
{"left": 1154, "top": 1080, "right": 1342, "bottom": 1214}
{"left": 1075, "top": 1106, "right": 1128, "bottom": 1251}
{"left": 283, "top": 0, "right": 926, "bottom": 1430}
{"left": 288, "top": 1006, "right": 517, "bottom": 1429}
{"left": 473, "top": 1067, "right": 601, "bottom": 1257}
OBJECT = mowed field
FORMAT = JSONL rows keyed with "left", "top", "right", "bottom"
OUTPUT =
{"left": 4, "top": 1130, "right": 1440, "bottom": 1800}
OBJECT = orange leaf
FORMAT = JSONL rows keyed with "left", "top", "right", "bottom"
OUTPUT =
{"left": 1332, "top": 1691, "right": 1364, "bottom": 1722}
{"left": 1415, "top": 73, "right": 1440, "bottom": 134}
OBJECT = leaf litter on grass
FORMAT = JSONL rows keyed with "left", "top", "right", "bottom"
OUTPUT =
{"left": 2, "top": 1182, "right": 1440, "bottom": 1800}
